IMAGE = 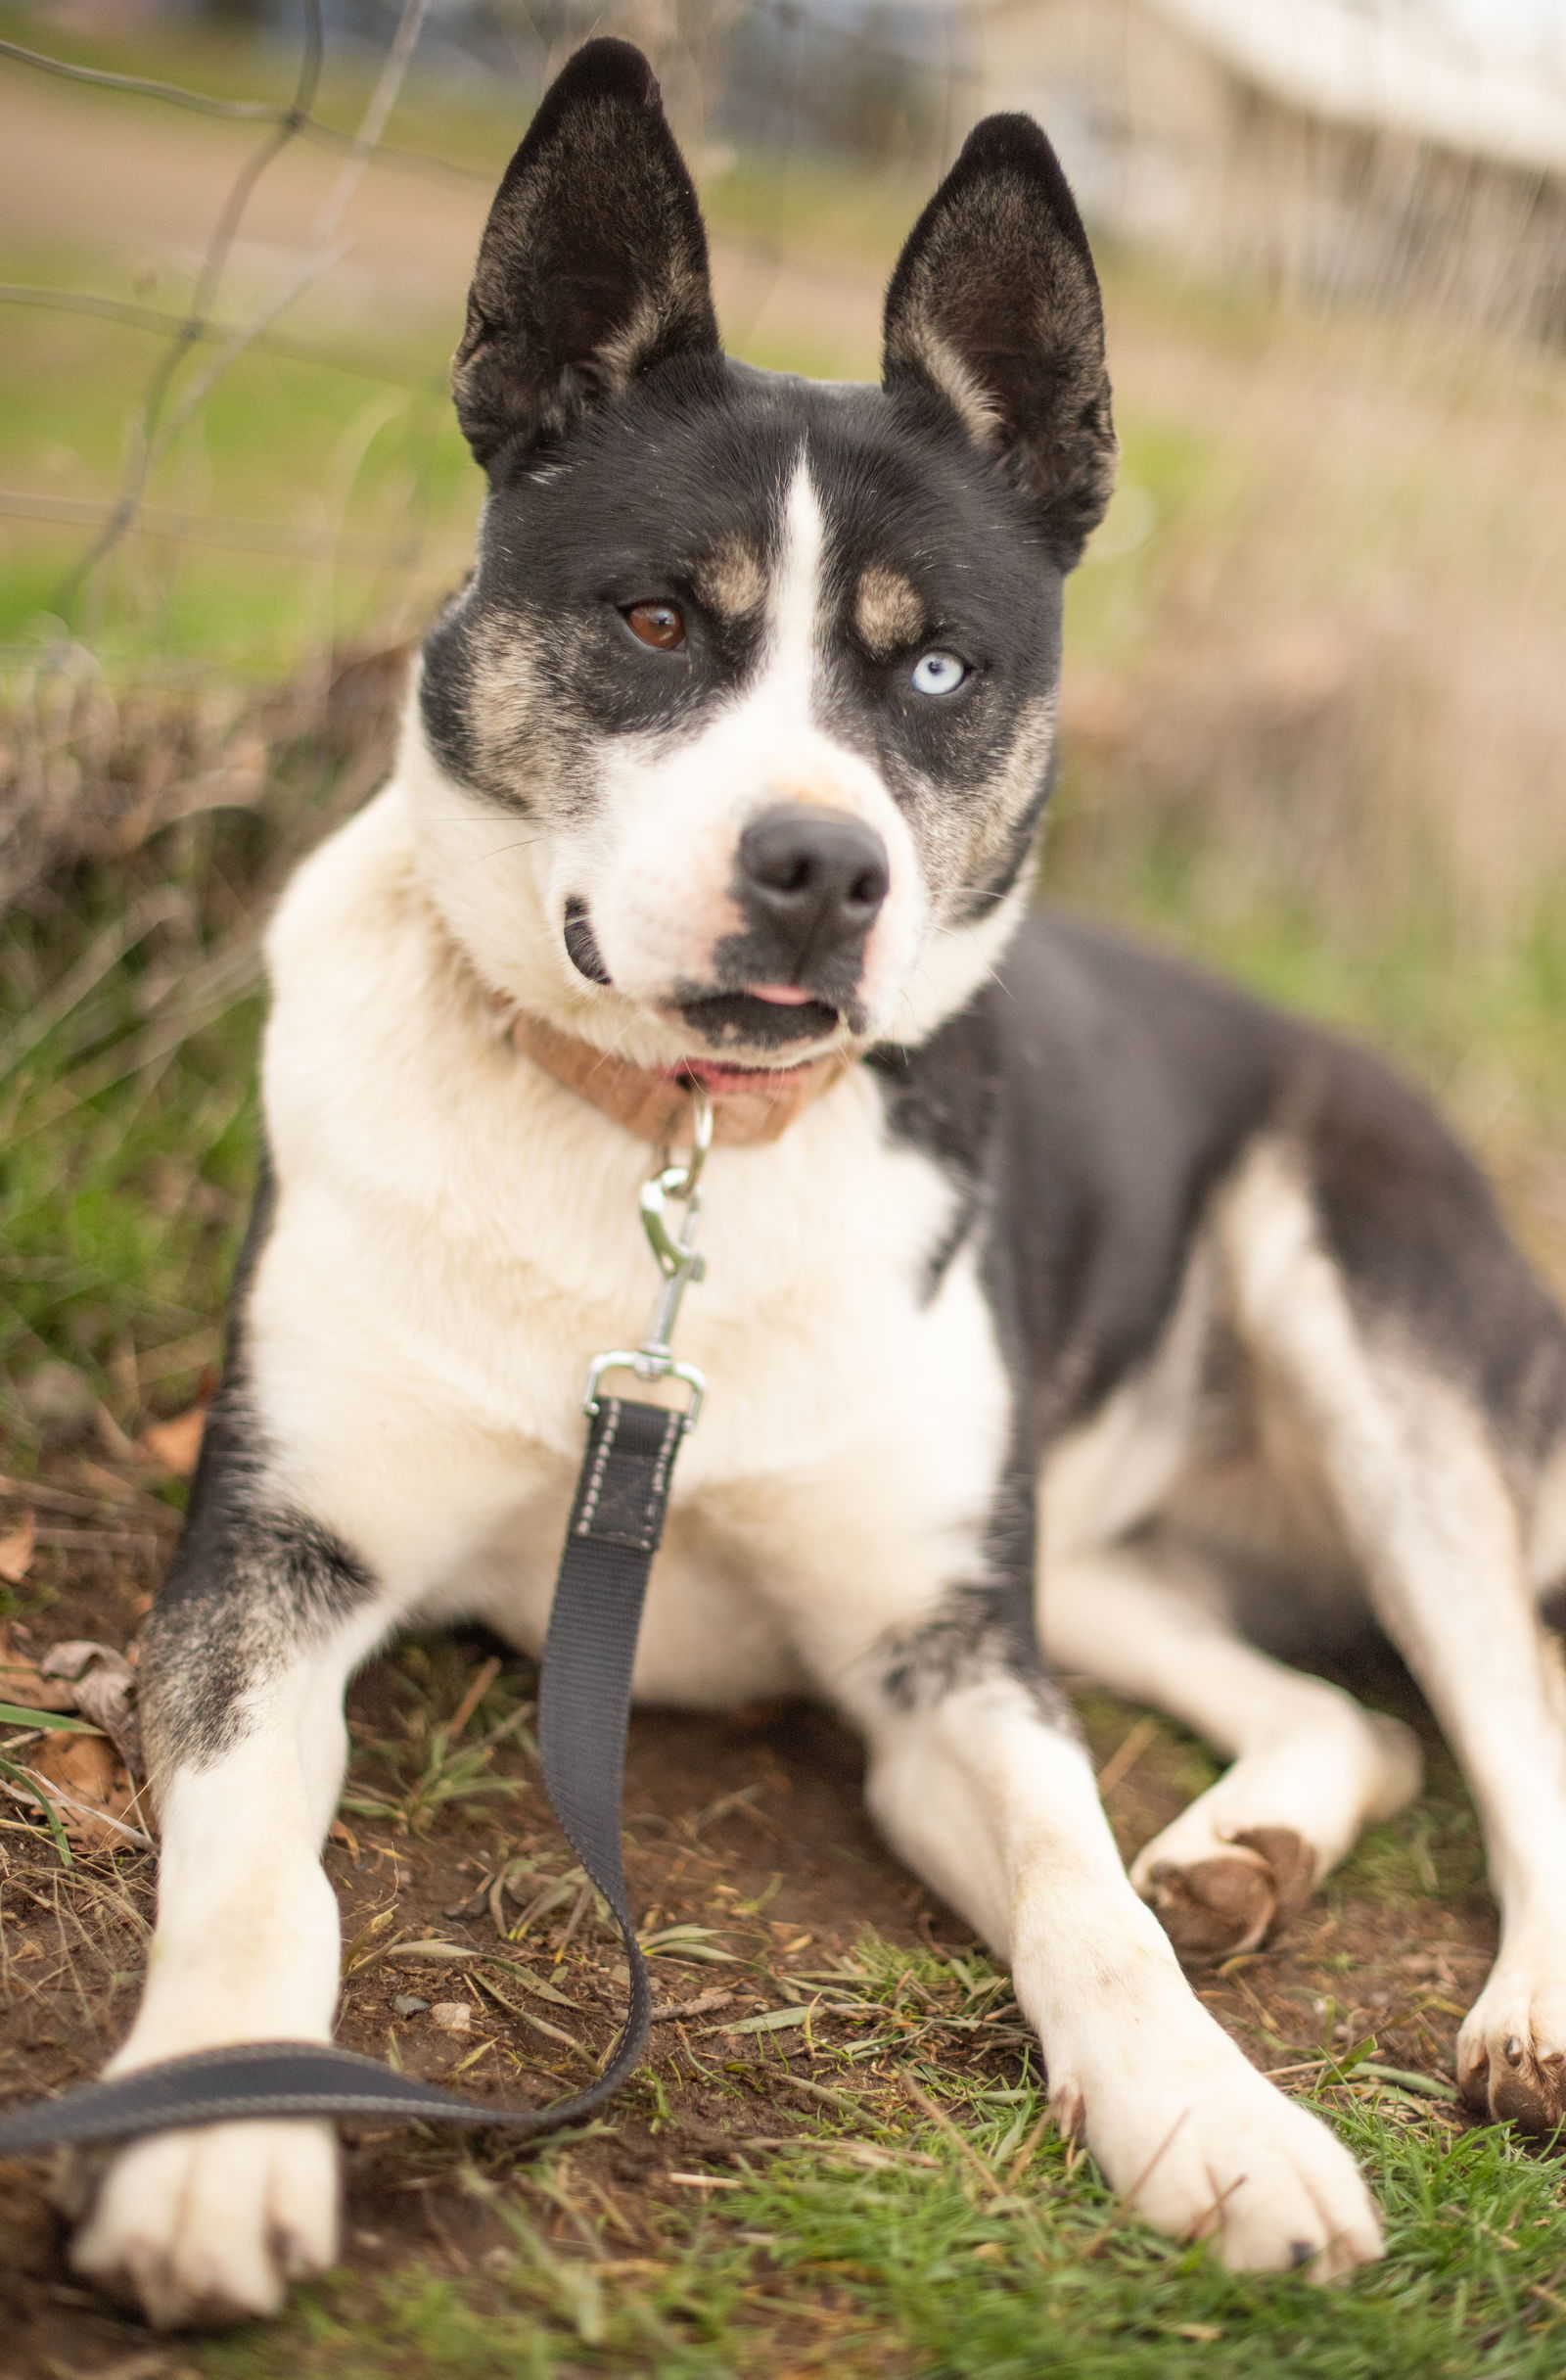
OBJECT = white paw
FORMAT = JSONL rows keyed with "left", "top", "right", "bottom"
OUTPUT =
{"left": 71, "top": 2119, "right": 339, "bottom": 2329}
{"left": 1057, "top": 2000, "right": 1382, "bottom": 2280}
{"left": 1457, "top": 1960, "right": 1566, "bottom": 2133}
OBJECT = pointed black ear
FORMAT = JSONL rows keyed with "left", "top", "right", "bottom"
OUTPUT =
{"left": 883, "top": 115, "right": 1116, "bottom": 568}
{"left": 452, "top": 40, "right": 719, "bottom": 468}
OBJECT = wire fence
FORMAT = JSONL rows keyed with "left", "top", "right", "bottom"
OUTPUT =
{"left": 0, "top": 0, "right": 978, "bottom": 620}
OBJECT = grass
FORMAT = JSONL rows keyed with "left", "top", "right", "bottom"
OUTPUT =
{"left": 182, "top": 2016, "right": 1566, "bottom": 2380}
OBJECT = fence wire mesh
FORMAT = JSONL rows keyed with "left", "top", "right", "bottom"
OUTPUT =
{"left": 0, "top": 0, "right": 977, "bottom": 645}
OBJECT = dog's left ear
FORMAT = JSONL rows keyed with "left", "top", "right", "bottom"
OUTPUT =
{"left": 883, "top": 115, "right": 1116, "bottom": 567}
{"left": 452, "top": 39, "right": 719, "bottom": 469}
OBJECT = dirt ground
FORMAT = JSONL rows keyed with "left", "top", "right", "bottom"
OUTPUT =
{"left": 0, "top": 1438, "right": 1502, "bottom": 2380}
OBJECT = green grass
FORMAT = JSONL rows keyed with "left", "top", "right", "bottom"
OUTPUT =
{"left": 181, "top": 2020, "right": 1566, "bottom": 2379}
{"left": 0, "top": 255, "right": 474, "bottom": 676}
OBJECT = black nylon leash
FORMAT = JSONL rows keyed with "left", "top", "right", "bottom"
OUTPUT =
{"left": 0, "top": 1095, "right": 715, "bottom": 2163}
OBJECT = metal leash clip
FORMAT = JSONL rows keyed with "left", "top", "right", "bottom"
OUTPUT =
{"left": 582, "top": 1080, "right": 713, "bottom": 1431}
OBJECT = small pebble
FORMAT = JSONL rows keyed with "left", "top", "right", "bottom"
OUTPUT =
{"left": 392, "top": 1994, "right": 430, "bottom": 2017}
{"left": 430, "top": 2001, "right": 473, "bottom": 2031}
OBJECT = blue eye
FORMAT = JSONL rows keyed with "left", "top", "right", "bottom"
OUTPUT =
{"left": 910, "top": 650, "right": 967, "bottom": 696}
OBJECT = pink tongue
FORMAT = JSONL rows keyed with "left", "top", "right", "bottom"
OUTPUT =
{"left": 748, "top": 984, "right": 811, "bottom": 1005}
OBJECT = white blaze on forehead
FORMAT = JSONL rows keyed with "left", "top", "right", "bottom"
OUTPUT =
{"left": 763, "top": 455, "right": 828, "bottom": 698}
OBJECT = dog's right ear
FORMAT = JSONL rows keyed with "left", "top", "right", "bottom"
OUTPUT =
{"left": 452, "top": 40, "right": 719, "bottom": 469}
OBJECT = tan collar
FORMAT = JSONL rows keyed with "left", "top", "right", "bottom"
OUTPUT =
{"left": 507, "top": 1005, "right": 852, "bottom": 1147}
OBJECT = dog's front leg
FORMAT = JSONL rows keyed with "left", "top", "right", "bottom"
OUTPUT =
{"left": 70, "top": 1505, "right": 389, "bottom": 2328}
{"left": 851, "top": 1634, "right": 1383, "bottom": 2277}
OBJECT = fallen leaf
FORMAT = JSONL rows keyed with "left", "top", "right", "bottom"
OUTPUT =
{"left": 0, "top": 1512, "right": 36, "bottom": 1585}
{"left": 139, "top": 1402, "right": 208, "bottom": 1476}
{"left": 42, "top": 1641, "right": 143, "bottom": 1776}
{"left": 0, "top": 1620, "right": 78, "bottom": 1712}
{"left": 23, "top": 1729, "right": 147, "bottom": 1850}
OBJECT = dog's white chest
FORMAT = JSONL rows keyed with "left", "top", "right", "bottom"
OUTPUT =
{"left": 250, "top": 828, "right": 1011, "bottom": 1702}
{"left": 432, "top": 1179, "right": 1008, "bottom": 1703}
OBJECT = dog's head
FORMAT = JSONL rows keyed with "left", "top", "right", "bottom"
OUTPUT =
{"left": 412, "top": 39, "right": 1115, "bottom": 1085}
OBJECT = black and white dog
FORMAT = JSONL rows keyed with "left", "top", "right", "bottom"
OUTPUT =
{"left": 71, "top": 40, "right": 1566, "bottom": 2324}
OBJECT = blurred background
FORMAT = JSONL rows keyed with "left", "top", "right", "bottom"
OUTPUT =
{"left": 2, "top": 0, "right": 1565, "bottom": 1452}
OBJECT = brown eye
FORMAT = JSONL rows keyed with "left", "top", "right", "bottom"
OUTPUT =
{"left": 622, "top": 600, "right": 686, "bottom": 650}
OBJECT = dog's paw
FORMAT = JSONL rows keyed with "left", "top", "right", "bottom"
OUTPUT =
{"left": 1132, "top": 1823, "right": 1317, "bottom": 1962}
{"left": 70, "top": 2119, "right": 339, "bottom": 2329}
{"left": 1457, "top": 1965, "right": 1566, "bottom": 2133}
{"left": 1129, "top": 1714, "right": 1420, "bottom": 1964}
{"left": 1057, "top": 2005, "right": 1382, "bottom": 2280}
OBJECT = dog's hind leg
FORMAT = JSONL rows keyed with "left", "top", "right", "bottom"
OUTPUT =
{"left": 1041, "top": 1546, "right": 1420, "bottom": 1959}
{"left": 69, "top": 1456, "right": 392, "bottom": 2328}
{"left": 1223, "top": 1142, "right": 1566, "bottom": 2132}
{"left": 782, "top": 1436, "right": 1382, "bottom": 2278}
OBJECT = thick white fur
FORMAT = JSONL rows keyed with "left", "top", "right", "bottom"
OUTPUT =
{"left": 862, "top": 1678, "right": 1380, "bottom": 2277}
{"left": 73, "top": 1641, "right": 368, "bottom": 2324}
{"left": 77, "top": 479, "right": 1390, "bottom": 2324}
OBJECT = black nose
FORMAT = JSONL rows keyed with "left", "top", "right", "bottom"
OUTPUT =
{"left": 736, "top": 805, "right": 890, "bottom": 976}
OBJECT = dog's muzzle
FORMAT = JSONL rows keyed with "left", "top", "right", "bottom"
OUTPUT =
{"left": 736, "top": 803, "right": 889, "bottom": 981}
{"left": 667, "top": 802, "right": 889, "bottom": 1051}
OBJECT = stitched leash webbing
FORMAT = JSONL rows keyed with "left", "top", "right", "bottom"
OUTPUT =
{"left": 0, "top": 1394, "right": 683, "bottom": 2158}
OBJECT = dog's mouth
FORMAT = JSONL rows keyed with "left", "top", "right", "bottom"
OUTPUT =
{"left": 658, "top": 1049, "right": 833, "bottom": 1095}
{"left": 671, "top": 988, "right": 845, "bottom": 1056}
{"left": 563, "top": 901, "right": 852, "bottom": 1068}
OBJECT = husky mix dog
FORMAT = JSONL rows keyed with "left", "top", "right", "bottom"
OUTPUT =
{"left": 65, "top": 40, "right": 1566, "bottom": 2326}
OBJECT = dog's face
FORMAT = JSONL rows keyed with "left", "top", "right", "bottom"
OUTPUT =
{"left": 413, "top": 41, "right": 1116, "bottom": 1080}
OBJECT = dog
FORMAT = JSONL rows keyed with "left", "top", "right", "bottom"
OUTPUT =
{"left": 66, "top": 38, "right": 1566, "bottom": 2325}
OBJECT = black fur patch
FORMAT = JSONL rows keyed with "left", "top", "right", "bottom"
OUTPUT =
{"left": 140, "top": 1158, "right": 377, "bottom": 1773}
{"left": 144, "top": 1491, "right": 374, "bottom": 1771}
{"left": 879, "top": 1583, "right": 1073, "bottom": 1729}
{"left": 673, "top": 987, "right": 846, "bottom": 1051}
{"left": 869, "top": 997, "right": 998, "bottom": 1297}
{"left": 564, "top": 897, "right": 612, "bottom": 984}
{"left": 451, "top": 41, "right": 719, "bottom": 470}
{"left": 1300, "top": 1033, "right": 1566, "bottom": 1463}
{"left": 882, "top": 113, "right": 1117, "bottom": 568}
